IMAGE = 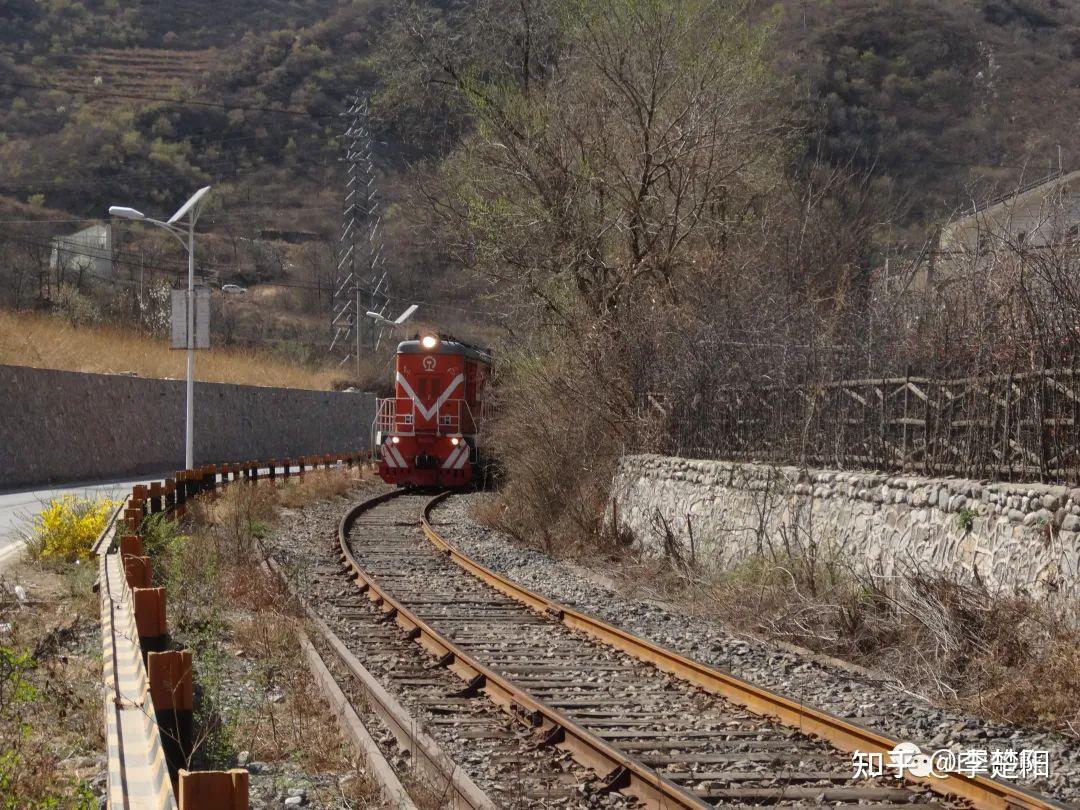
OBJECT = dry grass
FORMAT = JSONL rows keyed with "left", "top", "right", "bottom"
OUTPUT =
{"left": 609, "top": 548, "right": 1080, "bottom": 737}
{"left": 275, "top": 467, "right": 374, "bottom": 509}
{"left": 228, "top": 616, "right": 365, "bottom": 775}
{"left": 0, "top": 309, "right": 347, "bottom": 390}
{"left": 0, "top": 559, "right": 104, "bottom": 806}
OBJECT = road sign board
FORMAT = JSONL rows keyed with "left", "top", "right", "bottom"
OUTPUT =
{"left": 170, "top": 288, "right": 210, "bottom": 350}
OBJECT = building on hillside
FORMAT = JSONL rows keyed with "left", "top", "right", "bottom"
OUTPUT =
{"left": 917, "top": 168, "right": 1080, "bottom": 289}
{"left": 50, "top": 223, "right": 112, "bottom": 280}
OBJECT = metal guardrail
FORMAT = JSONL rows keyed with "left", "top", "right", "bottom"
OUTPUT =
{"left": 100, "top": 543, "right": 177, "bottom": 809}
{"left": 95, "top": 452, "right": 364, "bottom": 810}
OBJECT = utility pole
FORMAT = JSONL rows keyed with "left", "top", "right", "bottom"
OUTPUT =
{"left": 330, "top": 90, "right": 390, "bottom": 377}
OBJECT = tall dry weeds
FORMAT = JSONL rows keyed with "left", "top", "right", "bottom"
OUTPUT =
{"left": 145, "top": 469, "right": 383, "bottom": 779}
{"left": 0, "top": 308, "right": 353, "bottom": 390}
{"left": 618, "top": 545, "right": 1080, "bottom": 736}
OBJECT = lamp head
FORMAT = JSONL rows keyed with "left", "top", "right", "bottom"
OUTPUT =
{"left": 108, "top": 206, "right": 145, "bottom": 220}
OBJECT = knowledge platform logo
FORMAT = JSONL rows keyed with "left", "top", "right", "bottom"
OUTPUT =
{"left": 853, "top": 742, "right": 1050, "bottom": 780}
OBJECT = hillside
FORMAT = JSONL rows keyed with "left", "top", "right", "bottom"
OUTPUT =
{"left": 5, "top": 0, "right": 1072, "bottom": 222}
{"left": 0, "top": 0, "right": 500, "bottom": 370}
{"left": 770, "top": 0, "right": 1080, "bottom": 225}
{"left": 2, "top": 0, "right": 1080, "bottom": 369}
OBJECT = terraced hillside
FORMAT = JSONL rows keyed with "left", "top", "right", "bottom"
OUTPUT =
{"left": 50, "top": 48, "right": 217, "bottom": 101}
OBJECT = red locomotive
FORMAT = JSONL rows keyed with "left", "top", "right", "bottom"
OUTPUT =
{"left": 373, "top": 333, "right": 491, "bottom": 487}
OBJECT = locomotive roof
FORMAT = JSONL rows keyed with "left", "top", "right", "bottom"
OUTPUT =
{"left": 397, "top": 338, "right": 493, "bottom": 364}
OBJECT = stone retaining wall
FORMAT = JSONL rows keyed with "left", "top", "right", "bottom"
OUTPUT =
{"left": 0, "top": 365, "right": 375, "bottom": 490}
{"left": 610, "top": 454, "right": 1080, "bottom": 598}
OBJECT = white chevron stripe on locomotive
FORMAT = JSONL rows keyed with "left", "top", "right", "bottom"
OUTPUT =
{"left": 382, "top": 444, "right": 408, "bottom": 468}
{"left": 396, "top": 372, "right": 464, "bottom": 421}
{"left": 453, "top": 446, "right": 470, "bottom": 469}
{"left": 442, "top": 444, "right": 465, "bottom": 469}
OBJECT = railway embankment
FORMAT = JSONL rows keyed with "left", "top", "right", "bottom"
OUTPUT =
{"left": 610, "top": 454, "right": 1080, "bottom": 599}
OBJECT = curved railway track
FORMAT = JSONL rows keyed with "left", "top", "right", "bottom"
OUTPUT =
{"left": 305, "top": 489, "right": 1064, "bottom": 809}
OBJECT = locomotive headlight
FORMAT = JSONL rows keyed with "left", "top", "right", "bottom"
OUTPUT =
{"left": 450, "top": 437, "right": 460, "bottom": 446}
{"left": 391, "top": 436, "right": 400, "bottom": 445}
{"left": 420, "top": 333, "right": 439, "bottom": 350}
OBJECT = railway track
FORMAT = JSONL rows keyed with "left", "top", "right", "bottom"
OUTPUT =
{"left": 276, "top": 494, "right": 637, "bottom": 808}
{"left": 276, "top": 489, "right": 1063, "bottom": 809}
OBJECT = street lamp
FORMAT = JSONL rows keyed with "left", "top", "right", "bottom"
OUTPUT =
{"left": 109, "top": 186, "right": 211, "bottom": 471}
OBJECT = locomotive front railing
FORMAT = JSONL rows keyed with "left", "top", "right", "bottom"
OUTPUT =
{"left": 372, "top": 397, "right": 484, "bottom": 444}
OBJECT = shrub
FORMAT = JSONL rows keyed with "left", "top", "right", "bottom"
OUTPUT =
{"left": 25, "top": 496, "right": 120, "bottom": 561}
{"left": 51, "top": 284, "right": 101, "bottom": 327}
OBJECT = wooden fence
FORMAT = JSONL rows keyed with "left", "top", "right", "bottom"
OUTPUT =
{"left": 662, "top": 366, "right": 1080, "bottom": 484}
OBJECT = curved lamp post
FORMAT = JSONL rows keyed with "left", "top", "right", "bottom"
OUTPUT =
{"left": 109, "top": 186, "right": 211, "bottom": 470}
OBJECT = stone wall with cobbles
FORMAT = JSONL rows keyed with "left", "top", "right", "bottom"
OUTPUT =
{"left": 610, "top": 454, "right": 1080, "bottom": 598}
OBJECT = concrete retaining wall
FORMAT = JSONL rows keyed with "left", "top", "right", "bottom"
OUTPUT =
{"left": 610, "top": 454, "right": 1080, "bottom": 598}
{"left": 0, "top": 365, "right": 375, "bottom": 490}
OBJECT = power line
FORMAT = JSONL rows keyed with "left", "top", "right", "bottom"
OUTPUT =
{"left": 0, "top": 229, "right": 504, "bottom": 320}
{"left": 1, "top": 79, "right": 339, "bottom": 120}
{"left": 0, "top": 205, "right": 341, "bottom": 225}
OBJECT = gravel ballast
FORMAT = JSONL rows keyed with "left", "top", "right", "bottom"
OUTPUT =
{"left": 267, "top": 495, "right": 640, "bottom": 809}
{"left": 433, "top": 494, "right": 1080, "bottom": 803}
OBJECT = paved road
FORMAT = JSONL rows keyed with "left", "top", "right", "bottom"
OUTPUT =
{"left": 0, "top": 474, "right": 169, "bottom": 569}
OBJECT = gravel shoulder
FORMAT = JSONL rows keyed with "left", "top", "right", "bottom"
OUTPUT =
{"left": 433, "top": 493, "right": 1080, "bottom": 803}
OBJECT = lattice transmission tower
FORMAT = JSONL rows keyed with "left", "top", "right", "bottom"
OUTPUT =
{"left": 330, "top": 91, "right": 390, "bottom": 376}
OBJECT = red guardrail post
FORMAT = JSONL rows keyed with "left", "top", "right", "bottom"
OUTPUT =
{"left": 131, "top": 586, "right": 168, "bottom": 653}
{"left": 123, "top": 555, "right": 152, "bottom": 589}
{"left": 148, "top": 650, "right": 194, "bottom": 774}
{"left": 119, "top": 534, "right": 144, "bottom": 558}
{"left": 148, "top": 482, "right": 164, "bottom": 514}
{"left": 178, "top": 769, "right": 249, "bottom": 810}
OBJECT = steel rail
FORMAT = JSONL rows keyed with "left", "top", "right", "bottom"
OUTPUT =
{"left": 339, "top": 491, "right": 711, "bottom": 809}
{"left": 419, "top": 491, "right": 1063, "bottom": 810}
{"left": 262, "top": 548, "right": 496, "bottom": 810}
{"left": 298, "top": 631, "right": 420, "bottom": 810}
